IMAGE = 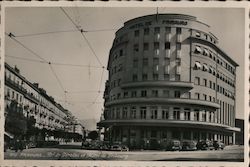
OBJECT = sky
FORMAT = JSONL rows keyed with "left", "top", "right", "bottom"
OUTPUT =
{"left": 5, "top": 7, "right": 245, "bottom": 129}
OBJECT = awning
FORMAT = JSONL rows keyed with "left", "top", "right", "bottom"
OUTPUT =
{"left": 194, "top": 62, "right": 202, "bottom": 69}
{"left": 203, "top": 49, "right": 209, "bottom": 56}
{"left": 203, "top": 64, "right": 209, "bottom": 71}
{"left": 209, "top": 67, "right": 213, "bottom": 73}
{"left": 195, "top": 32, "right": 201, "bottom": 37}
{"left": 195, "top": 46, "right": 202, "bottom": 53}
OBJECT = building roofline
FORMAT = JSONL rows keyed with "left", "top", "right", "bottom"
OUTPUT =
{"left": 5, "top": 62, "right": 72, "bottom": 114}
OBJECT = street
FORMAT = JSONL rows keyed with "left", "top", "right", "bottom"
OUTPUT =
{"left": 4, "top": 143, "right": 244, "bottom": 161}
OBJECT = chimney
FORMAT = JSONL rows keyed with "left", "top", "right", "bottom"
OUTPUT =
{"left": 14, "top": 65, "right": 20, "bottom": 73}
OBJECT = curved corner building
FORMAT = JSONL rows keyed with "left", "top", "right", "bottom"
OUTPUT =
{"left": 97, "top": 14, "right": 240, "bottom": 149}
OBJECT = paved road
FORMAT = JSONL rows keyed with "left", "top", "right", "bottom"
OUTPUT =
{"left": 4, "top": 143, "right": 244, "bottom": 161}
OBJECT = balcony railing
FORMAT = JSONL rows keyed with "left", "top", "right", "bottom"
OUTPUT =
{"left": 5, "top": 77, "right": 27, "bottom": 94}
{"left": 121, "top": 81, "right": 194, "bottom": 89}
{"left": 105, "top": 97, "right": 220, "bottom": 109}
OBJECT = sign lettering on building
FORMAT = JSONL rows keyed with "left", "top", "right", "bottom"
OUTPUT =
{"left": 129, "top": 19, "right": 188, "bottom": 29}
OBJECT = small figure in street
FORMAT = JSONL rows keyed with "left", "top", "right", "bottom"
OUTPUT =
{"left": 14, "top": 139, "right": 23, "bottom": 152}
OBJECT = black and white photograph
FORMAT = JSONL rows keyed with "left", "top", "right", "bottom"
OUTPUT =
{"left": 0, "top": 2, "right": 248, "bottom": 166}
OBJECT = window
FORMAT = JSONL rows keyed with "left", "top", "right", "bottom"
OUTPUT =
{"left": 134, "top": 30, "right": 139, "bottom": 37}
{"left": 152, "top": 90, "right": 158, "bottom": 97}
{"left": 184, "top": 109, "right": 190, "bottom": 120}
{"left": 141, "top": 90, "right": 147, "bottom": 97}
{"left": 154, "top": 42, "right": 159, "bottom": 50}
{"left": 209, "top": 81, "right": 212, "bottom": 88}
{"left": 165, "top": 42, "right": 170, "bottom": 50}
{"left": 173, "top": 108, "right": 180, "bottom": 120}
{"left": 203, "top": 79, "right": 207, "bottom": 87}
{"left": 195, "top": 93, "right": 200, "bottom": 100}
{"left": 176, "top": 27, "right": 182, "bottom": 34}
{"left": 174, "top": 91, "right": 181, "bottom": 98}
{"left": 164, "top": 74, "right": 170, "bottom": 80}
{"left": 143, "top": 58, "right": 148, "bottom": 66}
{"left": 131, "top": 91, "right": 137, "bottom": 97}
{"left": 130, "top": 106, "right": 136, "bottom": 119}
{"left": 116, "top": 108, "right": 120, "bottom": 119}
{"left": 194, "top": 77, "right": 200, "bottom": 85}
{"left": 194, "top": 109, "right": 199, "bottom": 121}
{"left": 154, "top": 27, "right": 160, "bottom": 34}
{"left": 176, "top": 42, "right": 181, "bottom": 50}
{"left": 166, "top": 27, "right": 171, "bottom": 33}
{"left": 202, "top": 111, "right": 206, "bottom": 121}
{"left": 132, "top": 74, "right": 138, "bottom": 81}
{"left": 140, "top": 107, "right": 147, "bottom": 119}
{"left": 162, "top": 107, "right": 169, "bottom": 119}
{"left": 119, "top": 49, "right": 123, "bottom": 57}
{"left": 209, "top": 96, "right": 212, "bottom": 102}
{"left": 124, "top": 92, "right": 128, "bottom": 98}
{"left": 175, "top": 74, "right": 180, "bottom": 81}
{"left": 203, "top": 94, "right": 207, "bottom": 101}
{"left": 213, "top": 83, "right": 216, "bottom": 90}
{"left": 122, "top": 107, "right": 128, "bottom": 119}
{"left": 143, "top": 43, "right": 149, "bottom": 51}
{"left": 12, "top": 91, "right": 15, "bottom": 98}
{"left": 142, "top": 74, "right": 148, "bottom": 81}
{"left": 176, "top": 66, "right": 181, "bottom": 75}
{"left": 150, "top": 106, "right": 158, "bottom": 119}
{"left": 163, "top": 90, "right": 169, "bottom": 97}
{"left": 133, "top": 44, "right": 139, "bottom": 52}
{"left": 153, "top": 74, "right": 158, "bottom": 80}
{"left": 133, "top": 59, "right": 138, "bottom": 68}
{"left": 144, "top": 28, "right": 149, "bottom": 35}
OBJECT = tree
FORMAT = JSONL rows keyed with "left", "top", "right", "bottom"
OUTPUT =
{"left": 88, "top": 131, "right": 98, "bottom": 140}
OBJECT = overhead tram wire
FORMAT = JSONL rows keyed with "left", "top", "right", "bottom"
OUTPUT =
{"left": 6, "top": 55, "right": 106, "bottom": 69}
{"left": 14, "top": 29, "right": 79, "bottom": 38}
{"left": 11, "top": 29, "right": 117, "bottom": 38}
{"left": 48, "top": 64, "right": 66, "bottom": 94}
{"left": 5, "top": 32, "right": 48, "bottom": 63}
{"left": 6, "top": 32, "right": 68, "bottom": 107}
{"left": 60, "top": 7, "right": 103, "bottom": 67}
{"left": 6, "top": 55, "right": 47, "bottom": 64}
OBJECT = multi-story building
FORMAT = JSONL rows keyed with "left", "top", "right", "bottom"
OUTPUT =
{"left": 4, "top": 63, "right": 83, "bottom": 141}
{"left": 97, "top": 14, "right": 240, "bottom": 149}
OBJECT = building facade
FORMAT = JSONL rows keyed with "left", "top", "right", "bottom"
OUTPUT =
{"left": 4, "top": 63, "right": 84, "bottom": 142}
{"left": 97, "top": 14, "right": 240, "bottom": 149}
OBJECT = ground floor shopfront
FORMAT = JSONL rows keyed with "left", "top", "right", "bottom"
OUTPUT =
{"left": 100, "top": 124, "right": 237, "bottom": 150}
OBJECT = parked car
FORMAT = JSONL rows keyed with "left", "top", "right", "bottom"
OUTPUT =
{"left": 181, "top": 140, "right": 197, "bottom": 151}
{"left": 196, "top": 140, "right": 214, "bottom": 150}
{"left": 213, "top": 140, "right": 225, "bottom": 150}
{"left": 110, "top": 145, "right": 122, "bottom": 151}
{"left": 121, "top": 145, "right": 129, "bottom": 151}
{"left": 164, "top": 139, "right": 182, "bottom": 151}
{"left": 110, "top": 144, "right": 129, "bottom": 151}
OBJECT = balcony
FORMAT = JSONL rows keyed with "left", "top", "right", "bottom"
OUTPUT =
{"left": 24, "top": 93, "right": 39, "bottom": 104}
{"left": 105, "top": 97, "right": 220, "bottom": 109}
{"left": 5, "top": 77, "right": 27, "bottom": 94}
{"left": 121, "top": 81, "right": 194, "bottom": 89}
